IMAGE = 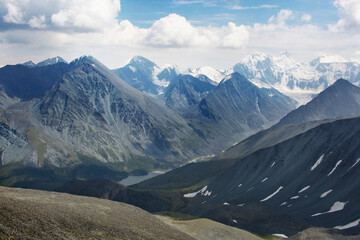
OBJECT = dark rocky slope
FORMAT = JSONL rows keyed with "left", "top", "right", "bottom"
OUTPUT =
{"left": 277, "top": 79, "right": 360, "bottom": 126}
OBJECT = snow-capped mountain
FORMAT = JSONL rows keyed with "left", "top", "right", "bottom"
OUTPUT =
{"left": 113, "top": 57, "right": 230, "bottom": 96}
{"left": 233, "top": 52, "right": 360, "bottom": 105}
{"left": 112, "top": 53, "right": 360, "bottom": 107}
{"left": 21, "top": 56, "right": 68, "bottom": 67}
{"left": 188, "top": 66, "right": 229, "bottom": 83}
{"left": 113, "top": 56, "right": 179, "bottom": 95}
{"left": 37, "top": 56, "right": 67, "bottom": 67}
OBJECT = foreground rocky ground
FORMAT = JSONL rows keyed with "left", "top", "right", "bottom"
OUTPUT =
{"left": 0, "top": 186, "right": 194, "bottom": 240}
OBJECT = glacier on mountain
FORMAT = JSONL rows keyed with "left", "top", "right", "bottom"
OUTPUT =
{"left": 233, "top": 52, "right": 360, "bottom": 105}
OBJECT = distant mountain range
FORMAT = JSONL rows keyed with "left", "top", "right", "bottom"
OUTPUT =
{"left": 112, "top": 53, "right": 360, "bottom": 106}
{"left": 233, "top": 52, "right": 360, "bottom": 105}
{"left": 22, "top": 56, "right": 67, "bottom": 68}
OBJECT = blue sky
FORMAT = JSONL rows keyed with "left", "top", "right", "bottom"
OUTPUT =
{"left": 0, "top": 0, "right": 359, "bottom": 69}
{"left": 120, "top": 0, "right": 338, "bottom": 28}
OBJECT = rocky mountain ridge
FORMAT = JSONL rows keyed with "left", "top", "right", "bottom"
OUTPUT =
{"left": 112, "top": 53, "right": 360, "bottom": 106}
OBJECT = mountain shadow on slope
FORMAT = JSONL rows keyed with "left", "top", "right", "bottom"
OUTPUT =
{"left": 276, "top": 79, "right": 360, "bottom": 126}
{"left": 184, "top": 72, "right": 296, "bottom": 152}
{"left": 164, "top": 74, "right": 216, "bottom": 113}
{"left": 0, "top": 63, "right": 69, "bottom": 100}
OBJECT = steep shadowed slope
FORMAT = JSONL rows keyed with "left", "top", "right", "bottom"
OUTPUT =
{"left": 0, "top": 63, "right": 69, "bottom": 100}
{"left": 179, "top": 117, "right": 360, "bottom": 236}
{"left": 164, "top": 74, "right": 216, "bottom": 113}
{"left": 276, "top": 79, "right": 360, "bottom": 126}
{"left": 134, "top": 116, "right": 360, "bottom": 238}
{"left": 112, "top": 56, "right": 160, "bottom": 95}
{"left": 185, "top": 72, "right": 296, "bottom": 152}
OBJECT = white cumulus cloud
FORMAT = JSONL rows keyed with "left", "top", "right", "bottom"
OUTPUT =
{"left": 330, "top": 0, "right": 360, "bottom": 31}
{"left": 51, "top": 0, "right": 120, "bottom": 30}
{"left": 144, "top": 14, "right": 249, "bottom": 48}
{"left": 28, "top": 15, "right": 46, "bottom": 28}
{"left": 2, "top": 1, "right": 26, "bottom": 24}
{"left": 1, "top": 0, "right": 121, "bottom": 31}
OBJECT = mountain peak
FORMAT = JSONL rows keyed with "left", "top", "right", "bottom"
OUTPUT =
{"left": 220, "top": 72, "right": 248, "bottom": 85}
{"left": 21, "top": 61, "right": 36, "bottom": 67}
{"left": 325, "top": 78, "right": 357, "bottom": 93}
{"left": 129, "top": 56, "right": 158, "bottom": 68}
{"left": 188, "top": 66, "right": 226, "bottom": 83}
{"left": 70, "top": 55, "right": 98, "bottom": 68}
{"left": 37, "top": 56, "right": 67, "bottom": 67}
{"left": 242, "top": 52, "right": 271, "bottom": 63}
{"left": 333, "top": 78, "right": 350, "bottom": 85}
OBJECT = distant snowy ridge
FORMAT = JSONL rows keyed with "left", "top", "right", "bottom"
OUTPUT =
{"left": 233, "top": 52, "right": 360, "bottom": 105}
{"left": 113, "top": 53, "right": 360, "bottom": 105}
{"left": 187, "top": 66, "right": 231, "bottom": 83}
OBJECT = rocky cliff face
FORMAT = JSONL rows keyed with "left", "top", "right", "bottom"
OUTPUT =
{"left": 34, "top": 57, "right": 208, "bottom": 169}
{"left": 164, "top": 74, "right": 216, "bottom": 113}
{"left": 0, "top": 121, "right": 35, "bottom": 165}
{"left": 185, "top": 72, "right": 296, "bottom": 152}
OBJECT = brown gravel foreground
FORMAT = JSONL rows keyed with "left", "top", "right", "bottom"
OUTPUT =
{"left": 0, "top": 186, "right": 195, "bottom": 240}
{"left": 155, "top": 215, "right": 264, "bottom": 240}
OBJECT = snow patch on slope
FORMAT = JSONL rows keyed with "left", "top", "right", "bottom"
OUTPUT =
{"left": 335, "top": 218, "right": 360, "bottom": 230}
{"left": 348, "top": 158, "right": 360, "bottom": 171}
{"left": 311, "top": 154, "right": 325, "bottom": 171}
{"left": 312, "top": 201, "right": 347, "bottom": 217}
{"left": 184, "top": 185, "right": 209, "bottom": 198}
{"left": 272, "top": 233, "right": 288, "bottom": 238}
{"left": 261, "top": 186, "right": 283, "bottom": 202}
{"left": 321, "top": 190, "right": 333, "bottom": 198}
{"left": 328, "top": 160, "right": 342, "bottom": 176}
{"left": 299, "top": 186, "right": 310, "bottom": 193}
